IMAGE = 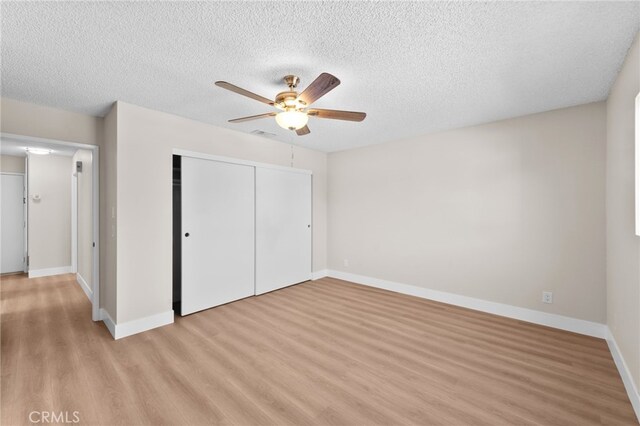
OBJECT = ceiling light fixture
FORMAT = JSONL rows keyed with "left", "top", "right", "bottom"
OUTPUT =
{"left": 275, "top": 109, "right": 309, "bottom": 130}
{"left": 26, "top": 147, "right": 51, "bottom": 155}
{"left": 215, "top": 73, "right": 366, "bottom": 137}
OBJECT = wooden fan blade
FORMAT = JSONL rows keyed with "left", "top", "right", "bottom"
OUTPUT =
{"left": 228, "top": 112, "right": 276, "bottom": 123}
{"left": 298, "top": 73, "right": 340, "bottom": 106}
{"left": 215, "top": 81, "right": 274, "bottom": 105}
{"left": 307, "top": 108, "right": 366, "bottom": 122}
{"left": 296, "top": 125, "right": 310, "bottom": 136}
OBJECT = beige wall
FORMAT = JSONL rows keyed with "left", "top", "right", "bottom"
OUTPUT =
{"left": 1, "top": 98, "right": 102, "bottom": 145}
{"left": 115, "top": 101, "right": 327, "bottom": 323}
{"left": 0, "top": 155, "right": 25, "bottom": 173}
{"left": 73, "top": 149, "right": 93, "bottom": 288}
{"left": 328, "top": 102, "right": 606, "bottom": 323}
{"left": 101, "top": 105, "right": 117, "bottom": 320}
{"left": 606, "top": 33, "right": 640, "bottom": 389}
{"left": 28, "top": 154, "right": 72, "bottom": 271}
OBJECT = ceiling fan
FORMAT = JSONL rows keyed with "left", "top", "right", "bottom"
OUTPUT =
{"left": 215, "top": 73, "right": 366, "bottom": 136}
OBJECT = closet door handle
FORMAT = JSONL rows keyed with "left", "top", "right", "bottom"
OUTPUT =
{"left": 184, "top": 232, "right": 190, "bottom": 237}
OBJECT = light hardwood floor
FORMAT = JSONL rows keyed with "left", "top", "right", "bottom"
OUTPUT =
{"left": 1, "top": 273, "right": 637, "bottom": 425}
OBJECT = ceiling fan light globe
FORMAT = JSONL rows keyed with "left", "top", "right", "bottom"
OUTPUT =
{"left": 275, "top": 110, "right": 308, "bottom": 131}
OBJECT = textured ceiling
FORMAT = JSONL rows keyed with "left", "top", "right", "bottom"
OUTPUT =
{"left": 1, "top": 2, "right": 638, "bottom": 152}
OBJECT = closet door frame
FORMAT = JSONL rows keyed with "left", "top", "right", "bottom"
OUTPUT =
{"left": 173, "top": 148, "right": 313, "bottom": 297}
{"left": 173, "top": 149, "right": 312, "bottom": 177}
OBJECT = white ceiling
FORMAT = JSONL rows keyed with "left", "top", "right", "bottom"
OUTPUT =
{"left": 1, "top": 2, "right": 638, "bottom": 153}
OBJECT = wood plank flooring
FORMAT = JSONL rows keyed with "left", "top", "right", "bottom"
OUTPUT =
{"left": 1, "top": 273, "right": 637, "bottom": 425}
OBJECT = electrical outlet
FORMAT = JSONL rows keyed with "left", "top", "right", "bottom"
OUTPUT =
{"left": 542, "top": 291, "right": 553, "bottom": 304}
{"left": 343, "top": 259, "right": 349, "bottom": 267}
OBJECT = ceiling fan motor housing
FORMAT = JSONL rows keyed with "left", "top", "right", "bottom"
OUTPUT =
{"left": 275, "top": 91, "right": 306, "bottom": 110}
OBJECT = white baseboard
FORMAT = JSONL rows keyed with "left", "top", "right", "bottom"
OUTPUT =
{"left": 606, "top": 329, "right": 640, "bottom": 421}
{"left": 28, "top": 265, "right": 73, "bottom": 278}
{"left": 100, "top": 308, "right": 116, "bottom": 338}
{"left": 326, "top": 270, "right": 607, "bottom": 339}
{"left": 100, "top": 308, "right": 174, "bottom": 340}
{"left": 76, "top": 273, "right": 92, "bottom": 302}
{"left": 311, "top": 269, "right": 329, "bottom": 280}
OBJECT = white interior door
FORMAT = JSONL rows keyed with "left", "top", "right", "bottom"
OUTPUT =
{"left": 181, "top": 157, "right": 255, "bottom": 315}
{"left": 255, "top": 168, "right": 311, "bottom": 295}
{"left": 1, "top": 174, "right": 25, "bottom": 274}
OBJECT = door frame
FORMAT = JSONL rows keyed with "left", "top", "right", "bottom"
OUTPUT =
{"left": 1, "top": 133, "right": 101, "bottom": 322}
{"left": 173, "top": 149, "right": 314, "bottom": 301}
{"left": 71, "top": 171, "right": 78, "bottom": 273}
{"left": 173, "top": 149, "right": 312, "bottom": 176}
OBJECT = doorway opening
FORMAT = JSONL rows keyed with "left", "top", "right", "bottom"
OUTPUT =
{"left": 0, "top": 133, "right": 100, "bottom": 321}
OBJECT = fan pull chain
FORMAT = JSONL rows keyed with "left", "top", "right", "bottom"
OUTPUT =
{"left": 290, "top": 145, "right": 295, "bottom": 168}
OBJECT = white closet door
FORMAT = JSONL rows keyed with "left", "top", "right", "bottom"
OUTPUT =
{"left": 1, "top": 174, "right": 25, "bottom": 274}
{"left": 181, "top": 157, "right": 255, "bottom": 315}
{"left": 255, "top": 168, "right": 311, "bottom": 295}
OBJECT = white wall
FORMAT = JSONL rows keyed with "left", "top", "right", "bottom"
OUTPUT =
{"left": 28, "top": 154, "right": 72, "bottom": 272}
{"left": 72, "top": 149, "right": 93, "bottom": 288}
{"left": 606, "top": 32, "right": 640, "bottom": 391}
{"left": 0, "top": 155, "right": 25, "bottom": 173}
{"left": 114, "top": 101, "right": 327, "bottom": 323}
{"left": 328, "top": 101, "right": 606, "bottom": 323}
